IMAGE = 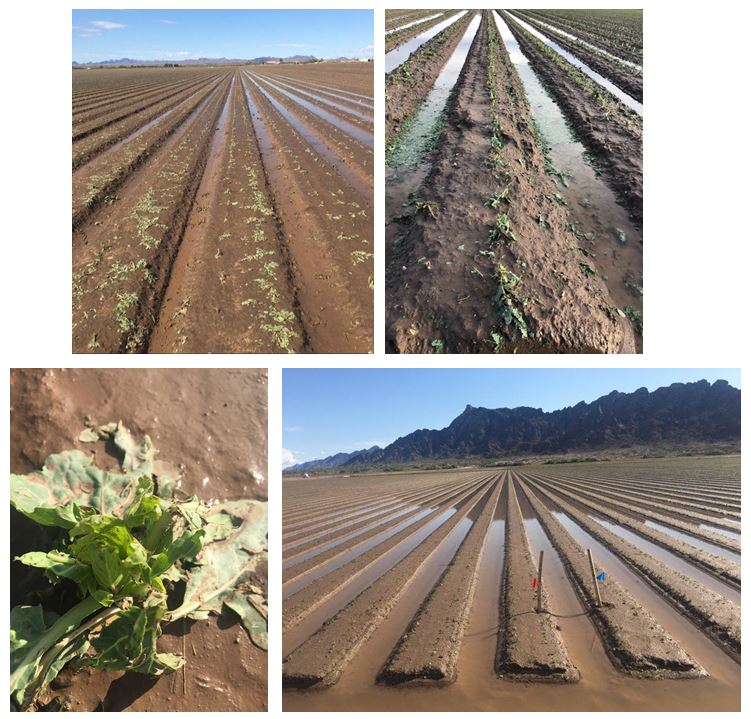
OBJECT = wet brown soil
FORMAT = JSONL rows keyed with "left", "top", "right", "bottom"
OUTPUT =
{"left": 386, "top": 14, "right": 633, "bottom": 354}
{"left": 282, "top": 460, "right": 740, "bottom": 711}
{"left": 497, "top": 478, "right": 578, "bottom": 681}
{"left": 385, "top": 11, "right": 455, "bottom": 53}
{"left": 377, "top": 479, "right": 503, "bottom": 684}
{"left": 282, "top": 481, "right": 494, "bottom": 687}
{"left": 517, "top": 480, "right": 704, "bottom": 678}
{"left": 10, "top": 368, "right": 267, "bottom": 711}
{"left": 72, "top": 65, "right": 372, "bottom": 354}
{"left": 385, "top": 11, "right": 474, "bottom": 147}
{"left": 505, "top": 13, "right": 642, "bottom": 226}
{"left": 242, "top": 73, "right": 373, "bottom": 353}
{"left": 524, "top": 478, "right": 740, "bottom": 660}
{"left": 515, "top": 11, "right": 642, "bottom": 102}
{"left": 148, "top": 78, "right": 305, "bottom": 354}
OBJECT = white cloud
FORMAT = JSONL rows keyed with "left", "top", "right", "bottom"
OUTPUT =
{"left": 90, "top": 20, "right": 126, "bottom": 30}
{"left": 158, "top": 19, "right": 177, "bottom": 25}
{"left": 285, "top": 425, "right": 303, "bottom": 432}
{"left": 282, "top": 448, "right": 298, "bottom": 469}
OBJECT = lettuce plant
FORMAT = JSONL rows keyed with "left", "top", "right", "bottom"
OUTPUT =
{"left": 10, "top": 423, "right": 267, "bottom": 710}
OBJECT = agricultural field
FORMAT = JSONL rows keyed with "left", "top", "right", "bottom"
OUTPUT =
{"left": 10, "top": 369, "right": 268, "bottom": 711}
{"left": 72, "top": 63, "right": 373, "bottom": 354}
{"left": 385, "top": 10, "right": 643, "bottom": 353}
{"left": 282, "top": 456, "right": 740, "bottom": 711}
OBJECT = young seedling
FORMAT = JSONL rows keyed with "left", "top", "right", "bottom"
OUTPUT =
{"left": 489, "top": 214, "right": 518, "bottom": 244}
{"left": 484, "top": 187, "right": 511, "bottom": 208}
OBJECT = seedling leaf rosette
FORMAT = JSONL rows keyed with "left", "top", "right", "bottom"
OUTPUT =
{"left": 9, "top": 423, "right": 267, "bottom": 710}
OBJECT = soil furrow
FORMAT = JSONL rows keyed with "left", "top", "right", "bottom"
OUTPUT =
{"left": 283, "top": 475, "right": 486, "bottom": 563}
{"left": 282, "top": 480, "right": 499, "bottom": 687}
{"left": 147, "top": 76, "right": 306, "bottom": 353}
{"left": 72, "top": 76, "right": 233, "bottom": 353}
{"left": 516, "top": 477, "right": 705, "bottom": 678}
{"left": 526, "top": 473, "right": 740, "bottom": 587}
{"left": 385, "top": 11, "right": 455, "bottom": 53}
{"left": 513, "top": 11, "right": 642, "bottom": 102}
{"left": 377, "top": 477, "right": 504, "bottom": 684}
{"left": 283, "top": 476, "right": 491, "bottom": 581}
{"left": 385, "top": 10, "right": 476, "bottom": 147}
{"left": 502, "top": 11, "right": 642, "bottom": 225}
{"left": 72, "top": 74, "right": 230, "bottom": 230}
{"left": 524, "top": 478, "right": 740, "bottom": 661}
{"left": 496, "top": 477, "right": 579, "bottom": 681}
{"left": 248, "top": 73, "right": 374, "bottom": 147}
{"left": 535, "top": 474, "right": 740, "bottom": 551}
{"left": 72, "top": 74, "right": 224, "bottom": 171}
{"left": 282, "top": 476, "right": 497, "bottom": 631}
{"left": 386, "top": 12, "right": 633, "bottom": 354}
{"left": 241, "top": 74, "right": 372, "bottom": 353}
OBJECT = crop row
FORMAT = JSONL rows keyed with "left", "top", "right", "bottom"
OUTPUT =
{"left": 283, "top": 466, "right": 739, "bottom": 692}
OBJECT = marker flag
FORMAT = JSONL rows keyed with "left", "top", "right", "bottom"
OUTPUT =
{"left": 596, "top": 571, "right": 606, "bottom": 582}
{"left": 532, "top": 577, "right": 539, "bottom": 590}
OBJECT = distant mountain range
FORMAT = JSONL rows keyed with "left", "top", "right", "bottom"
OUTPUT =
{"left": 286, "top": 380, "right": 740, "bottom": 472}
{"left": 72, "top": 55, "right": 345, "bottom": 67}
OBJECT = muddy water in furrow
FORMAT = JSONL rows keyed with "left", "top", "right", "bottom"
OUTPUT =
{"left": 385, "top": 14, "right": 481, "bottom": 266}
{"left": 388, "top": 14, "right": 481, "bottom": 169}
{"left": 589, "top": 516, "right": 740, "bottom": 601}
{"left": 283, "top": 508, "right": 436, "bottom": 598}
{"left": 251, "top": 76, "right": 373, "bottom": 123}
{"left": 284, "top": 469, "right": 739, "bottom": 710}
{"left": 243, "top": 74, "right": 371, "bottom": 197}
{"left": 493, "top": 10, "right": 643, "bottom": 324}
{"left": 387, "top": 13, "right": 443, "bottom": 36}
{"left": 282, "top": 508, "right": 459, "bottom": 656}
{"left": 643, "top": 520, "right": 741, "bottom": 562}
{"left": 551, "top": 511, "right": 740, "bottom": 679}
{"left": 517, "top": 13, "right": 643, "bottom": 70}
{"left": 283, "top": 505, "right": 421, "bottom": 564}
{"left": 73, "top": 75, "right": 226, "bottom": 178}
{"left": 147, "top": 77, "right": 235, "bottom": 351}
{"left": 265, "top": 75, "right": 374, "bottom": 107}
{"left": 507, "top": 11, "right": 642, "bottom": 113}
{"left": 247, "top": 73, "right": 374, "bottom": 147}
{"left": 385, "top": 11, "right": 469, "bottom": 73}
{"left": 238, "top": 74, "right": 371, "bottom": 353}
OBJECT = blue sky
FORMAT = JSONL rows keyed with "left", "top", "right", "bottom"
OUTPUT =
{"left": 72, "top": 10, "right": 373, "bottom": 62}
{"left": 282, "top": 369, "right": 741, "bottom": 466}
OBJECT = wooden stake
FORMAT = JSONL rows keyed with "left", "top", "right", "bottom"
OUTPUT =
{"left": 587, "top": 548, "right": 603, "bottom": 607}
{"left": 535, "top": 550, "right": 544, "bottom": 612}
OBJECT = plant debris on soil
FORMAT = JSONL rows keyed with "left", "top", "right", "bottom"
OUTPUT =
{"left": 385, "top": 10, "right": 642, "bottom": 354}
{"left": 72, "top": 61, "right": 373, "bottom": 354}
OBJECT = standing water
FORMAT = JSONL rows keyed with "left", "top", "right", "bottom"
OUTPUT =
{"left": 506, "top": 10, "right": 643, "bottom": 112}
{"left": 385, "top": 14, "right": 480, "bottom": 265}
{"left": 385, "top": 11, "right": 468, "bottom": 74}
{"left": 493, "top": 10, "right": 643, "bottom": 329}
{"left": 388, "top": 14, "right": 481, "bottom": 169}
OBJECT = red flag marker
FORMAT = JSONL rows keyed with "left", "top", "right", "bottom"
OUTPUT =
{"left": 532, "top": 577, "right": 539, "bottom": 590}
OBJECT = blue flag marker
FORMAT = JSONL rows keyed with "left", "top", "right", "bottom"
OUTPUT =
{"left": 596, "top": 571, "right": 606, "bottom": 582}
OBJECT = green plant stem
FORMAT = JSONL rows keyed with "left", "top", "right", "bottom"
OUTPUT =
{"left": 10, "top": 594, "right": 103, "bottom": 703}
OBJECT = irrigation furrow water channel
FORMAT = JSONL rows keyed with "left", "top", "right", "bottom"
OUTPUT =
{"left": 492, "top": 10, "right": 643, "bottom": 326}
{"left": 516, "top": 12, "right": 643, "bottom": 71}
{"left": 283, "top": 461, "right": 740, "bottom": 711}
{"left": 283, "top": 475, "right": 491, "bottom": 571}
{"left": 386, "top": 13, "right": 444, "bottom": 36}
{"left": 385, "top": 11, "right": 469, "bottom": 74}
{"left": 506, "top": 11, "right": 642, "bottom": 113}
